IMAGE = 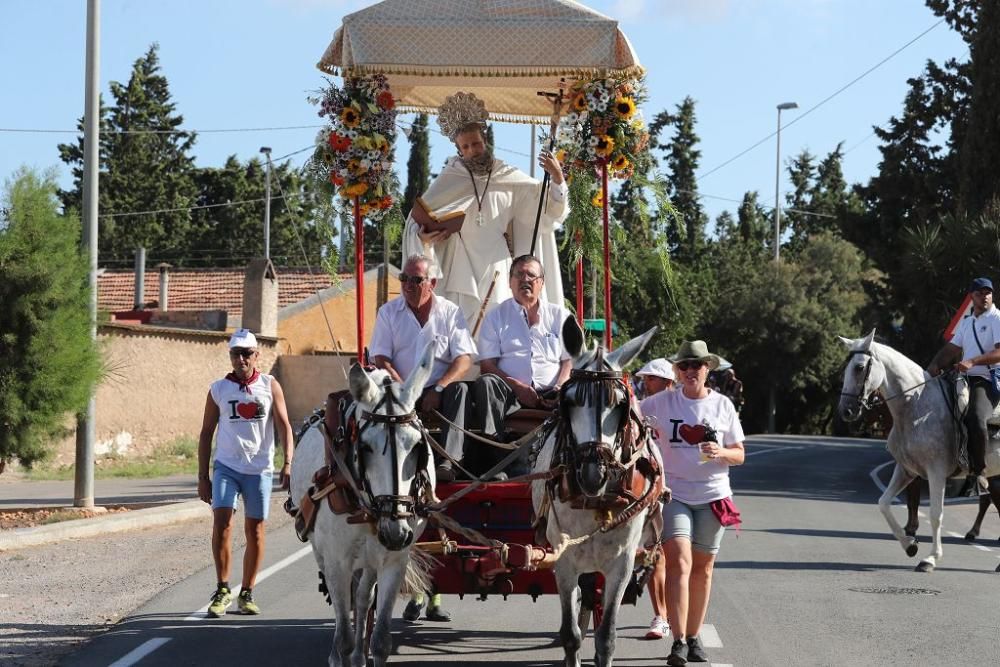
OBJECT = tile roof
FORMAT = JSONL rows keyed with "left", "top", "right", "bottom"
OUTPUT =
{"left": 98, "top": 267, "right": 349, "bottom": 316}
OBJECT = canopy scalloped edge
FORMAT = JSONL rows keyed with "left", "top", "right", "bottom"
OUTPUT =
{"left": 396, "top": 104, "right": 548, "bottom": 125}
{"left": 317, "top": 62, "right": 646, "bottom": 81}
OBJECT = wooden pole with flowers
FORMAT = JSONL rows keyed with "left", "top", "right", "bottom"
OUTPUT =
{"left": 554, "top": 76, "right": 649, "bottom": 351}
{"left": 307, "top": 75, "right": 398, "bottom": 363}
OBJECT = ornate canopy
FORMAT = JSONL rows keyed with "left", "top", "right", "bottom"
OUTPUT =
{"left": 317, "top": 0, "right": 643, "bottom": 122}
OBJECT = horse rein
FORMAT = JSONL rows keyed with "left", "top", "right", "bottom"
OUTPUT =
{"left": 840, "top": 348, "right": 944, "bottom": 413}
{"left": 351, "top": 378, "right": 432, "bottom": 522}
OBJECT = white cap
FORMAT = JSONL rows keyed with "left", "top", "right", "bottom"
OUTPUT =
{"left": 229, "top": 328, "right": 258, "bottom": 349}
{"left": 635, "top": 358, "right": 674, "bottom": 382}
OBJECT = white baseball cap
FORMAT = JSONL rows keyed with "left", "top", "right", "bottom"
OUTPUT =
{"left": 635, "top": 358, "right": 674, "bottom": 382}
{"left": 229, "top": 328, "right": 258, "bottom": 349}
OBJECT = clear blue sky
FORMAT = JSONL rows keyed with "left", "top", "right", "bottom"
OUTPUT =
{"left": 0, "top": 0, "right": 966, "bottom": 237}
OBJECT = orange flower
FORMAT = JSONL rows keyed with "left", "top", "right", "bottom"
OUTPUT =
{"left": 377, "top": 196, "right": 393, "bottom": 210}
{"left": 340, "top": 107, "right": 361, "bottom": 128}
{"left": 328, "top": 132, "right": 352, "bottom": 152}
{"left": 376, "top": 90, "right": 395, "bottom": 110}
{"left": 329, "top": 171, "right": 345, "bottom": 186}
{"left": 594, "top": 135, "right": 615, "bottom": 157}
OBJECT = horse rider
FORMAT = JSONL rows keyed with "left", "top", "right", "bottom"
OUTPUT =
{"left": 927, "top": 277, "right": 1000, "bottom": 496}
{"left": 369, "top": 253, "right": 476, "bottom": 623}
{"left": 197, "top": 328, "right": 294, "bottom": 618}
{"left": 472, "top": 254, "right": 572, "bottom": 477}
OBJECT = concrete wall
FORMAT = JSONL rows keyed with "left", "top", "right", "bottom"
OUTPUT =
{"left": 53, "top": 324, "right": 280, "bottom": 463}
{"left": 273, "top": 353, "right": 356, "bottom": 428}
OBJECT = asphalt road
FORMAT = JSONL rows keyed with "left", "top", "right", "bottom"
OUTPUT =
{"left": 61, "top": 436, "right": 1000, "bottom": 667}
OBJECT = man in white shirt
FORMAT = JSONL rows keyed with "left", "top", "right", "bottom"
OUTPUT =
{"left": 475, "top": 255, "right": 572, "bottom": 456}
{"left": 369, "top": 254, "right": 476, "bottom": 483}
{"left": 927, "top": 277, "right": 1000, "bottom": 495}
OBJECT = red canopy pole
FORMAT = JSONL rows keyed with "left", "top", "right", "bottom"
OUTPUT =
{"left": 354, "top": 196, "right": 365, "bottom": 364}
{"left": 601, "top": 164, "right": 612, "bottom": 350}
{"left": 575, "top": 231, "right": 584, "bottom": 325}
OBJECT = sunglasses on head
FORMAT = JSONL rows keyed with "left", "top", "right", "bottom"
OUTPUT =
{"left": 399, "top": 273, "right": 429, "bottom": 286}
{"left": 676, "top": 360, "right": 706, "bottom": 371}
{"left": 230, "top": 348, "right": 256, "bottom": 359}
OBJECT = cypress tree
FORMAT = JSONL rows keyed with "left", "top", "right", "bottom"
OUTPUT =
{"left": 0, "top": 169, "right": 101, "bottom": 468}
{"left": 402, "top": 113, "right": 431, "bottom": 219}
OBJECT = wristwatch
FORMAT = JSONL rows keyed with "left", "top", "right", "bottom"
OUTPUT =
{"left": 434, "top": 384, "right": 445, "bottom": 394}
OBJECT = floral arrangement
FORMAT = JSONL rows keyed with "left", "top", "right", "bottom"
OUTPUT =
{"left": 308, "top": 75, "right": 398, "bottom": 220}
{"left": 554, "top": 75, "right": 651, "bottom": 182}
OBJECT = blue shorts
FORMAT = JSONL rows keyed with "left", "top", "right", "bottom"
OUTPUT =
{"left": 212, "top": 462, "right": 272, "bottom": 520}
{"left": 663, "top": 498, "right": 725, "bottom": 555}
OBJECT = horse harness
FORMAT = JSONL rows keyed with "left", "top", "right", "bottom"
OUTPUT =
{"left": 298, "top": 379, "right": 435, "bottom": 537}
{"left": 546, "top": 353, "right": 664, "bottom": 533}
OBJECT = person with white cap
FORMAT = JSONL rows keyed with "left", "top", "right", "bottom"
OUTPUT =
{"left": 632, "top": 356, "right": 675, "bottom": 640}
{"left": 197, "top": 328, "right": 294, "bottom": 618}
{"left": 635, "top": 358, "right": 675, "bottom": 400}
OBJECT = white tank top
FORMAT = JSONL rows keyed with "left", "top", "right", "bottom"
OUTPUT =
{"left": 210, "top": 373, "right": 276, "bottom": 474}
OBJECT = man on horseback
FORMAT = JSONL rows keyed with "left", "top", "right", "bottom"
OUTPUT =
{"left": 927, "top": 277, "right": 1000, "bottom": 496}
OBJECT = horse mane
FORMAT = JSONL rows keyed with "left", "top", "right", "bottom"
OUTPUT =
{"left": 869, "top": 340, "right": 927, "bottom": 379}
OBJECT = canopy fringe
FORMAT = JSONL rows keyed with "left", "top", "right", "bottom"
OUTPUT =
{"left": 317, "top": 61, "right": 645, "bottom": 80}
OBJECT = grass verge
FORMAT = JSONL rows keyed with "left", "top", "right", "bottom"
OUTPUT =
{"left": 25, "top": 437, "right": 199, "bottom": 481}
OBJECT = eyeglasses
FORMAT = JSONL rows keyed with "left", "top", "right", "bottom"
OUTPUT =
{"left": 513, "top": 271, "right": 542, "bottom": 282}
{"left": 399, "top": 273, "right": 429, "bottom": 286}
{"left": 676, "top": 360, "right": 706, "bottom": 371}
{"left": 230, "top": 348, "right": 256, "bottom": 359}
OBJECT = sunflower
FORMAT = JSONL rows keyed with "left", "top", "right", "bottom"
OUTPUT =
{"left": 347, "top": 159, "right": 368, "bottom": 175}
{"left": 591, "top": 190, "right": 604, "bottom": 208}
{"left": 340, "top": 107, "right": 361, "bottom": 128}
{"left": 611, "top": 154, "right": 630, "bottom": 172}
{"left": 572, "top": 93, "right": 588, "bottom": 113}
{"left": 614, "top": 96, "right": 636, "bottom": 120}
{"left": 555, "top": 148, "right": 567, "bottom": 163}
{"left": 594, "top": 135, "right": 615, "bottom": 158}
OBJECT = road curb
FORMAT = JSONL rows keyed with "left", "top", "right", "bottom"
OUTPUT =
{"left": 0, "top": 499, "right": 210, "bottom": 552}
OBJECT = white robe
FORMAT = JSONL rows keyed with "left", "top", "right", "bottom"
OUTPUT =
{"left": 402, "top": 157, "right": 568, "bottom": 329}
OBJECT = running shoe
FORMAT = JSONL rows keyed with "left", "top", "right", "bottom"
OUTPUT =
{"left": 207, "top": 586, "right": 232, "bottom": 618}
{"left": 238, "top": 589, "right": 261, "bottom": 615}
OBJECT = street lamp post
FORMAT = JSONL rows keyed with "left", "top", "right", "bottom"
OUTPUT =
{"left": 773, "top": 102, "right": 798, "bottom": 262}
{"left": 769, "top": 101, "right": 797, "bottom": 434}
{"left": 260, "top": 146, "right": 272, "bottom": 259}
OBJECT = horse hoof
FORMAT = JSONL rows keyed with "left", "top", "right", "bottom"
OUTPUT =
{"left": 965, "top": 531, "right": 978, "bottom": 542}
{"left": 905, "top": 543, "right": 919, "bottom": 558}
{"left": 915, "top": 561, "right": 934, "bottom": 573}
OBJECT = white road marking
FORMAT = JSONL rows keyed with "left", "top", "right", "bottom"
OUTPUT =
{"left": 106, "top": 637, "right": 171, "bottom": 667}
{"left": 699, "top": 623, "right": 723, "bottom": 648}
{"left": 713, "top": 664, "right": 735, "bottom": 667}
{"left": 744, "top": 446, "right": 803, "bottom": 457}
{"left": 184, "top": 544, "right": 312, "bottom": 621}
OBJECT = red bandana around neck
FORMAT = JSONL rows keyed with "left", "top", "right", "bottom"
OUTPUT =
{"left": 226, "top": 369, "right": 260, "bottom": 394}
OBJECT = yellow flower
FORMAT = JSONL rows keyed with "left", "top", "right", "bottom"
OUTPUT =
{"left": 611, "top": 154, "right": 630, "bottom": 172}
{"left": 614, "top": 96, "right": 636, "bottom": 119}
{"left": 340, "top": 107, "right": 361, "bottom": 128}
{"left": 555, "top": 149, "right": 567, "bottom": 163}
{"left": 594, "top": 135, "right": 615, "bottom": 157}
{"left": 591, "top": 190, "right": 604, "bottom": 208}
{"left": 341, "top": 182, "right": 369, "bottom": 198}
{"left": 347, "top": 158, "right": 367, "bottom": 174}
{"left": 572, "top": 93, "right": 588, "bottom": 112}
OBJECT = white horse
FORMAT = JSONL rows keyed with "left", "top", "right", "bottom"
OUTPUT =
{"left": 290, "top": 343, "right": 436, "bottom": 667}
{"left": 837, "top": 329, "right": 1000, "bottom": 572}
{"left": 532, "top": 318, "right": 661, "bottom": 667}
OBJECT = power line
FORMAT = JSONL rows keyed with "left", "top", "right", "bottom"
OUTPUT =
{"left": 0, "top": 124, "right": 323, "bottom": 135}
{"left": 697, "top": 18, "right": 946, "bottom": 183}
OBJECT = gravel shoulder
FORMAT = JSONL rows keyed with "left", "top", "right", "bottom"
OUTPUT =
{"left": 0, "top": 500, "right": 291, "bottom": 667}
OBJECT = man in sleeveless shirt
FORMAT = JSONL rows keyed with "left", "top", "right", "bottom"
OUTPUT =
{"left": 197, "top": 328, "right": 294, "bottom": 617}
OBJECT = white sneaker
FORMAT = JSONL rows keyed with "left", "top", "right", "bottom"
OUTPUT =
{"left": 645, "top": 615, "right": 669, "bottom": 639}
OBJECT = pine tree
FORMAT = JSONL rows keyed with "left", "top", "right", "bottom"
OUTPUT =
{"left": 660, "top": 97, "right": 707, "bottom": 259}
{"left": 58, "top": 43, "right": 198, "bottom": 264}
{"left": 736, "top": 191, "right": 769, "bottom": 250}
{"left": 0, "top": 169, "right": 101, "bottom": 468}
{"left": 402, "top": 114, "right": 431, "bottom": 219}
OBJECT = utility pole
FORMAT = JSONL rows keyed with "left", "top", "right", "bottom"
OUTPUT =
{"left": 75, "top": 0, "right": 100, "bottom": 509}
{"left": 260, "top": 146, "right": 272, "bottom": 259}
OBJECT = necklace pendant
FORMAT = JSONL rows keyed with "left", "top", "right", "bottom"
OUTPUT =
{"left": 477, "top": 211, "right": 484, "bottom": 227}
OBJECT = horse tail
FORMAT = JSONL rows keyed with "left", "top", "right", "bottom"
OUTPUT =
{"left": 400, "top": 545, "right": 439, "bottom": 597}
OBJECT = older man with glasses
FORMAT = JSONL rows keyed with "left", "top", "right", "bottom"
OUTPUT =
{"left": 197, "top": 328, "right": 294, "bottom": 618}
{"left": 473, "top": 254, "right": 572, "bottom": 476}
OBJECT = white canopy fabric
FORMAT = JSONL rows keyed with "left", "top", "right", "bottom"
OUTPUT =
{"left": 317, "top": 0, "right": 643, "bottom": 122}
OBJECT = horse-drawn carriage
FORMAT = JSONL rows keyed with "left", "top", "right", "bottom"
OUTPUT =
{"left": 285, "top": 3, "right": 669, "bottom": 665}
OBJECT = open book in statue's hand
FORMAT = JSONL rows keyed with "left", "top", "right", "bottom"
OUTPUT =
{"left": 413, "top": 197, "right": 466, "bottom": 236}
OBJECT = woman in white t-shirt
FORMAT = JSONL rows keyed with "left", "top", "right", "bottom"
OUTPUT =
{"left": 640, "top": 340, "right": 745, "bottom": 666}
